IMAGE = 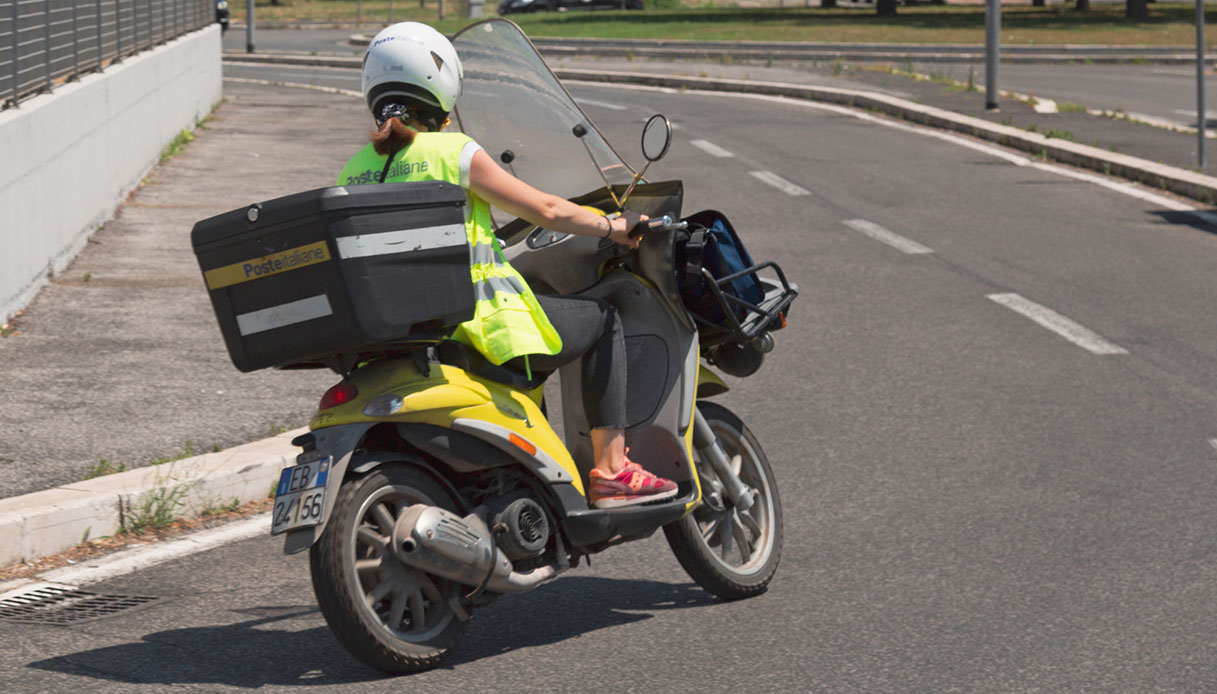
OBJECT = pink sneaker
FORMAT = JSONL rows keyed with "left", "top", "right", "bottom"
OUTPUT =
{"left": 589, "top": 459, "right": 678, "bottom": 509}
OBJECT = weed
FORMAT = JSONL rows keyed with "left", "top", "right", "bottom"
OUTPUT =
{"left": 201, "top": 497, "right": 241, "bottom": 517}
{"left": 1000, "top": 115, "right": 1014, "bottom": 126}
{"left": 270, "top": 424, "right": 288, "bottom": 435}
{"left": 831, "top": 60, "right": 843, "bottom": 77}
{"left": 1043, "top": 128, "right": 1075, "bottom": 141}
{"left": 626, "top": 50, "right": 635, "bottom": 61}
{"left": 966, "top": 66, "right": 977, "bottom": 92}
{"left": 1024, "top": 122, "right": 1040, "bottom": 133}
{"left": 0, "top": 324, "right": 13, "bottom": 337}
{"left": 82, "top": 272, "right": 92, "bottom": 282}
{"left": 212, "top": 444, "right": 222, "bottom": 453}
{"left": 158, "top": 128, "right": 195, "bottom": 164}
{"left": 269, "top": 481, "right": 280, "bottom": 499}
{"left": 1057, "top": 101, "right": 1088, "bottom": 113}
{"left": 765, "top": 53, "right": 774, "bottom": 68}
{"left": 1131, "top": 57, "right": 1150, "bottom": 65}
{"left": 84, "top": 458, "right": 127, "bottom": 479}
{"left": 1038, "top": 148, "right": 1050, "bottom": 161}
{"left": 81, "top": 526, "right": 92, "bottom": 545}
{"left": 122, "top": 469, "right": 191, "bottom": 535}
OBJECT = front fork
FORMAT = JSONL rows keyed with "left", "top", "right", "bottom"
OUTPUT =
{"left": 691, "top": 409, "right": 755, "bottom": 512}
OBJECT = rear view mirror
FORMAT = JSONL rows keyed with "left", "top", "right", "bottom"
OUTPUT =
{"left": 641, "top": 114, "right": 672, "bottom": 162}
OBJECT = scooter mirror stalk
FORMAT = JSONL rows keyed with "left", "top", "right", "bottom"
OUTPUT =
{"left": 619, "top": 114, "right": 672, "bottom": 209}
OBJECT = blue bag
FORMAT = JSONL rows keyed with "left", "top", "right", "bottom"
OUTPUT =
{"left": 677, "top": 210, "right": 766, "bottom": 335}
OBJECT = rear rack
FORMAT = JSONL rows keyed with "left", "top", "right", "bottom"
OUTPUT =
{"left": 693, "top": 261, "right": 799, "bottom": 348}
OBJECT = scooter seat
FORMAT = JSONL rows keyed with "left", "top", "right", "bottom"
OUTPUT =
{"left": 433, "top": 341, "right": 547, "bottom": 392}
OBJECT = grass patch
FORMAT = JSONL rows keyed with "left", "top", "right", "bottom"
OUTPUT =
{"left": 1057, "top": 101, "right": 1089, "bottom": 113}
{"left": 122, "top": 478, "right": 192, "bottom": 535}
{"left": 234, "top": 2, "right": 1217, "bottom": 47}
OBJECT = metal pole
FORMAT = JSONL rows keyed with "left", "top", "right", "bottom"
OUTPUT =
{"left": 245, "top": 0, "right": 253, "bottom": 52}
{"left": 72, "top": 0, "right": 79, "bottom": 77}
{"left": 43, "top": 0, "right": 51, "bottom": 91}
{"left": 985, "top": 0, "right": 1000, "bottom": 110}
{"left": 11, "top": 0, "right": 19, "bottom": 105}
{"left": 1198, "top": 0, "right": 1206, "bottom": 168}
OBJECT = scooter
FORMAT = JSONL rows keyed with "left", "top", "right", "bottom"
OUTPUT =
{"left": 210, "top": 19, "right": 798, "bottom": 673}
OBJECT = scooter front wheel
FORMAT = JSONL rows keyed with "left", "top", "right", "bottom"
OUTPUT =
{"left": 663, "top": 402, "right": 783, "bottom": 600}
{"left": 309, "top": 464, "right": 468, "bottom": 673}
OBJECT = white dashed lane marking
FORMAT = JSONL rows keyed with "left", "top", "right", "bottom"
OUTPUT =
{"left": 986, "top": 293, "right": 1129, "bottom": 355}
{"left": 749, "top": 170, "right": 809, "bottom": 196}
{"left": 574, "top": 97, "right": 626, "bottom": 111}
{"left": 689, "top": 139, "right": 735, "bottom": 158}
{"left": 842, "top": 219, "right": 934, "bottom": 255}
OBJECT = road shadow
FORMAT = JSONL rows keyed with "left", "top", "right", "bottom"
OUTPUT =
{"left": 27, "top": 577, "right": 716, "bottom": 687}
{"left": 1150, "top": 209, "right": 1217, "bottom": 236}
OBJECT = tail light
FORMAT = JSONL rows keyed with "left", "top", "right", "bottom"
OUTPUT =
{"left": 319, "top": 381, "right": 358, "bottom": 410}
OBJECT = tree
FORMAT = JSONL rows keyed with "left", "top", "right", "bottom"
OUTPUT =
{"left": 1076, "top": 0, "right": 1090, "bottom": 11}
{"left": 877, "top": 0, "right": 897, "bottom": 16}
{"left": 821, "top": 0, "right": 836, "bottom": 8}
{"left": 1126, "top": 0, "right": 1147, "bottom": 19}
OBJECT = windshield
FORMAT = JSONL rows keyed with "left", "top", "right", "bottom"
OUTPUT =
{"left": 451, "top": 20, "right": 635, "bottom": 222}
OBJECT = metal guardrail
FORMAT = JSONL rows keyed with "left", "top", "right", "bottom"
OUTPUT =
{"left": 1, "top": 0, "right": 214, "bottom": 109}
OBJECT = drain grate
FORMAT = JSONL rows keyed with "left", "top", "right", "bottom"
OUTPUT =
{"left": 0, "top": 585, "right": 158, "bottom": 625}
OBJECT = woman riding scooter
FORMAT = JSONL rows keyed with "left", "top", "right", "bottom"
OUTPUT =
{"left": 338, "top": 22, "right": 675, "bottom": 509}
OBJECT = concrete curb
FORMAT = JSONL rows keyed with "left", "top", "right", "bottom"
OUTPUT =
{"left": 0, "top": 428, "right": 305, "bottom": 569}
{"left": 223, "top": 53, "right": 1217, "bottom": 204}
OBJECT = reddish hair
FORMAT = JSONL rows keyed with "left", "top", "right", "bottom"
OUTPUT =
{"left": 371, "top": 118, "right": 418, "bottom": 157}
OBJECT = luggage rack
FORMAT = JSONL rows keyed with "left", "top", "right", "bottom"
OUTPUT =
{"left": 691, "top": 261, "right": 799, "bottom": 348}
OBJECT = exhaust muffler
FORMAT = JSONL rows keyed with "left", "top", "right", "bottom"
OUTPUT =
{"left": 391, "top": 504, "right": 567, "bottom": 593}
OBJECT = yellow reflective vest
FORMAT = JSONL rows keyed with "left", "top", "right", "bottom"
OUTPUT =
{"left": 338, "top": 132, "right": 561, "bottom": 365}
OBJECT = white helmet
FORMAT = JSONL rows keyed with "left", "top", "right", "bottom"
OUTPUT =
{"left": 361, "top": 22, "right": 463, "bottom": 118}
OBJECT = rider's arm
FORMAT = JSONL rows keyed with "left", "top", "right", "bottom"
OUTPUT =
{"left": 468, "top": 149, "right": 643, "bottom": 247}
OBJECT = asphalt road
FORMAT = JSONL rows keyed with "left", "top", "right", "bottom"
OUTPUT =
{"left": 8, "top": 76, "right": 1217, "bottom": 691}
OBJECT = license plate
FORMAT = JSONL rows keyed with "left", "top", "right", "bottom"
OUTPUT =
{"left": 270, "top": 453, "right": 332, "bottom": 535}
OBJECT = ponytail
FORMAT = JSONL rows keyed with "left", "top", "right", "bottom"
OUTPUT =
{"left": 371, "top": 117, "right": 418, "bottom": 157}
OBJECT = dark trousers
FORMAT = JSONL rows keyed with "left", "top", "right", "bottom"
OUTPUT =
{"left": 508, "top": 294, "right": 626, "bottom": 429}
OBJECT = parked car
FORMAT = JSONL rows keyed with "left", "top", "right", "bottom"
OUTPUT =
{"left": 499, "top": 0, "right": 643, "bottom": 14}
{"left": 216, "top": 0, "right": 229, "bottom": 33}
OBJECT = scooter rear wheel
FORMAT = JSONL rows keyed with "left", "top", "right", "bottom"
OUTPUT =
{"left": 309, "top": 464, "right": 468, "bottom": 673}
{"left": 663, "top": 402, "right": 783, "bottom": 600}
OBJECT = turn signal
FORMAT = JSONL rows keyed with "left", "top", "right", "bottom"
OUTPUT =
{"left": 319, "top": 381, "right": 358, "bottom": 410}
{"left": 509, "top": 433, "right": 537, "bottom": 456}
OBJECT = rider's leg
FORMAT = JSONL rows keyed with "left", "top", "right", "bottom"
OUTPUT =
{"left": 512, "top": 294, "right": 628, "bottom": 471}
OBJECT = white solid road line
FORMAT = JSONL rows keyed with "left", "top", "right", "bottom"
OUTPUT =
{"left": 986, "top": 293, "right": 1129, "bottom": 355}
{"left": 750, "top": 170, "right": 810, "bottom": 196}
{"left": 0, "top": 514, "right": 273, "bottom": 600}
{"left": 842, "top": 219, "right": 934, "bottom": 255}
{"left": 689, "top": 139, "right": 735, "bottom": 158}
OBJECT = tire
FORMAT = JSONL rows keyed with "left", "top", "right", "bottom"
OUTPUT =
{"left": 663, "top": 402, "right": 783, "bottom": 600}
{"left": 309, "top": 465, "right": 468, "bottom": 673}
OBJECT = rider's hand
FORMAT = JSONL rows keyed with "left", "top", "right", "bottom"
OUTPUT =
{"left": 606, "top": 211, "right": 649, "bottom": 247}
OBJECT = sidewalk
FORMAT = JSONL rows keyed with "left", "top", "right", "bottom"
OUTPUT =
{"left": 0, "top": 82, "right": 368, "bottom": 502}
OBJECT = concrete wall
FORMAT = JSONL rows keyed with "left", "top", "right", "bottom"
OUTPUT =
{"left": 0, "top": 24, "right": 223, "bottom": 326}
